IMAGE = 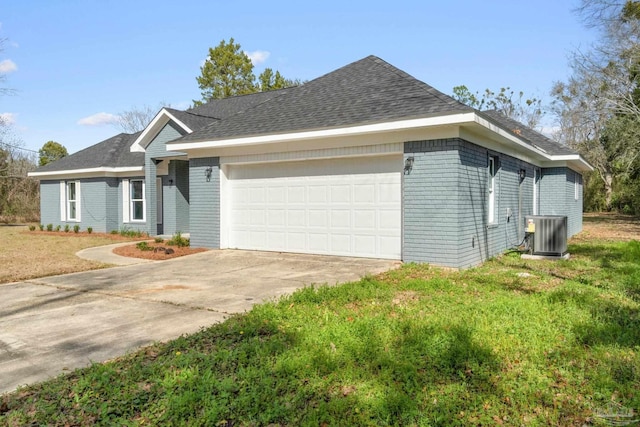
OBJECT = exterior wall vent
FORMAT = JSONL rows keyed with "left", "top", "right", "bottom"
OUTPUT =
{"left": 525, "top": 215, "right": 568, "bottom": 256}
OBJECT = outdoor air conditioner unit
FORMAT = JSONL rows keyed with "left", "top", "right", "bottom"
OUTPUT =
{"left": 525, "top": 215, "right": 568, "bottom": 256}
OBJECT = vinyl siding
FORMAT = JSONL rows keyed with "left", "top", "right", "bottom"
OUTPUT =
{"left": 39, "top": 178, "right": 119, "bottom": 233}
{"left": 540, "top": 167, "right": 583, "bottom": 238}
{"left": 189, "top": 157, "right": 220, "bottom": 248}
{"left": 403, "top": 139, "right": 461, "bottom": 267}
{"left": 145, "top": 122, "right": 188, "bottom": 235}
{"left": 403, "top": 138, "right": 539, "bottom": 269}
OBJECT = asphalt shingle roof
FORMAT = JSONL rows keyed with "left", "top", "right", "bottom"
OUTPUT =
{"left": 171, "top": 55, "right": 473, "bottom": 144}
{"left": 480, "top": 110, "right": 577, "bottom": 156}
{"left": 34, "top": 132, "right": 144, "bottom": 172}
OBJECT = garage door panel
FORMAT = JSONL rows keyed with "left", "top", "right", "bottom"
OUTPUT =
{"left": 308, "top": 233, "right": 328, "bottom": 251}
{"left": 331, "top": 210, "right": 350, "bottom": 228}
{"left": 288, "top": 210, "right": 306, "bottom": 226}
{"left": 228, "top": 156, "right": 401, "bottom": 259}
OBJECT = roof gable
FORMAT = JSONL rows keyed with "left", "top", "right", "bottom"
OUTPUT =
{"left": 172, "top": 55, "right": 473, "bottom": 144}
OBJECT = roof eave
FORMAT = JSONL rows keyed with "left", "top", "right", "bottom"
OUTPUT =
{"left": 28, "top": 166, "right": 145, "bottom": 180}
{"left": 167, "top": 112, "right": 477, "bottom": 151}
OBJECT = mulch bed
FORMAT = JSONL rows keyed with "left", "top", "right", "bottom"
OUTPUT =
{"left": 113, "top": 242, "right": 208, "bottom": 260}
{"left": 24, "top": 230, "right": 150, "bottom": 241}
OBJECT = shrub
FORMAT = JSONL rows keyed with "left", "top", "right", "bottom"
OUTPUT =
{"left": 110, "top": 230, "right": 119, "bottom": 235}
{"left": 39, "top": 224, "right": 44, "bottom": 231}
{"left": 64, "top": 225, "right": 70, "bottom": 233}
{"left": 154, "top": 237, "right": 164, "bottom": 243}
{"left": 87, "top": 227, "right": 93, "bottom": 234}
{"left": 46, "top": 224, "right": 53, "bottom": 231}
{"left": 119, "top": 227, "right": 148, "bottom": 238}
{"left": 28, "top": 225, "right": 36, "bottom": 231}
{"left": 167, "top": 232, "right": 190, "bottom": 247}
{"left": 136, "top": 241, "right": 153, "bottom": 251}
{"left": 54, "top": 225, "right": 61, "bottom": 232}
{"left": 73, "top": 225, "right": 80, "bottom": 233}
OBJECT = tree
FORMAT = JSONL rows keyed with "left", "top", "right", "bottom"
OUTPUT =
{"left": 0, "top": 119, "right": 38, "bottom": 221}
{"left": 195, "top": 38, "right": 301, "bottom": 105}
{"left": 116, "top": 103, "right": 169, "bottom": 133}
{"left": 452, "top": 85, "right": 544, "bottom": 129}
{"left": 39, "top": 141, "right": 68, "bottom": 166}
{"left": 0, "top": 38, "right": 16, "bottom": 97}
{"left": 258, "top": 68, "right": 301, "bottom": 92}
{"left": 551, "top": 0, "right": 640, "bottom": 212}
{"left": 196, "top": 38, "right": 257, "bottom": 103}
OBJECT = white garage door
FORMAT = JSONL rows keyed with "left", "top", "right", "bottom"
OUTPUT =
{"left": 226, "top": 155, "right": 402, "bottom": 259}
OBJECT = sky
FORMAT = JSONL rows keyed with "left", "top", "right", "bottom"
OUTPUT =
{"left": 1, "top": 0, "right": 598, "bottom": 155}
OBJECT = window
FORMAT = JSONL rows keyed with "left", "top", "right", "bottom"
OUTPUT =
{"left": 488, "top": 156, "right": 497, "bottom": 223}
{"left": 131, "top": 179, "right": 145, "bottom": 221}
{"left": 68, "top": 182, "right": 77, "bottom": 220}
{"left": 60, "top": 180, "right": 81, "bottom": 222}
{"left": 574, "top": 172, "right": 580, "bottom": 200}
{"left": 122, "top": 179, "right": 146, "bottom": 222}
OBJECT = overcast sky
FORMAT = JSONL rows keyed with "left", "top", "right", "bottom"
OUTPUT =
{"left": 1, "top": 0, "right": 597, "bottom": 154}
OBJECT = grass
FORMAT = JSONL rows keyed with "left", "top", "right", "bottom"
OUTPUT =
{"left": 1, "top": 221, "right": 640, "bottom": 425}
{"left": 0, "top": 225, "right": 142, "bottom": 284}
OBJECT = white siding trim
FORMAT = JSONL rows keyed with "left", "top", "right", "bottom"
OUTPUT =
{"left": 59, "top": 181, "right": 66, "bottom": 221}
{"left": 221, "top": 142, "right": 403, "bottom": 165}
{"left": 75, "top": 180, "right": 81, "bottom": 222}
{"left": 28, "top": 166, "right": 144, "bottom": 179}
{"left": 122, "top": 179, "right": 130, "bottom": 223}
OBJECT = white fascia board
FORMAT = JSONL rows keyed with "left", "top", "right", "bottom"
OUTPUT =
{"left": 130, "top": 109, "right": 193, "bottom": 153}
{"left": 169, "top": 113, "right": 477, "bottom": 151}
{"left": 28, "top": 166, "right": 144, "bottom": 180}
{"left": 472, "top": 114, "right": 550, "bottom": 159}
{"left": 544, "top": 156, "right": 594, "bottom": 172}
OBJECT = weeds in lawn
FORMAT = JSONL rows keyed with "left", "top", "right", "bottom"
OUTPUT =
{"left": 1, "top": 237, "right": 639, "bottom": 425}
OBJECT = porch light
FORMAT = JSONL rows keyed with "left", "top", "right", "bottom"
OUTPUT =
{"left": 404, "top": 157, "right": 414, "bottom": 175}
{"left": 204, "top": 166, "right": 213, "bottom": 182}
{"left": 519, "top": 169, "right": 526, "bottom": 182}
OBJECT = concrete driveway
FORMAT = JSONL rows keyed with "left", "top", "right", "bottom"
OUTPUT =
{"left": 0, "top": 249, "right": 398, "bottom": 394}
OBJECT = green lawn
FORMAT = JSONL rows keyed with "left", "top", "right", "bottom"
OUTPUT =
{"left": 2, "top": 239, "right": 639, "bottom": 426}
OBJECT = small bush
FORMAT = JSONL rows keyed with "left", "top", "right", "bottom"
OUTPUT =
{"left": 46, "top": 224, "right": 53, "bottom": 231}
{"left": 28, "top": 225, "right": 36, "bottom": 231}
{"left": 64, "top": 225, "right": 70, "bottom": 233}
{"left": 87, "top": 227, "right": 93, "bottom": 234}
{"left": 54, "top": 225, "right": 61, "bottom": 232}
{"left": 73, "top": 225, "right": 80, "bottom": 233}
{"left": 136, "top": 241, "right": 153, "bottom": 251}
{"left": 167, "top": 232, "right": 189, "bottom": 247}
{"left": 39, "top": 224, "right": 44, "bottom": 231}
{"left": 119, "top": 227, "right": 148, "bottom": 238}
{"left": 154, "top": 237, "right": 164, "bottom": 243}
{"left": 110, "top": 230, "right": 119, "bottom": 235}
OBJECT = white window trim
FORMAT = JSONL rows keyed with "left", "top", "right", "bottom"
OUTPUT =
{"left": 488, "top": 157, "right": 496, "bottom": 224}
{"left": 533, "top": 168, "right": 539, "bottom": 215}
{"left": 129, "top": 179, "right": 146, "bottom": 222}
{"left": 574, "top": 172, "right": 579, "bottom": 200}
{"left": 60, "top": 180, "right": 81, "bottom": 222}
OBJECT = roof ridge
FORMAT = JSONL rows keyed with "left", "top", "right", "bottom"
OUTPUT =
{"left": 366, "top": 56, "right": 472, "bottom": 112}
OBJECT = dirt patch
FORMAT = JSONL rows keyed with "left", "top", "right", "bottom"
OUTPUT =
{"left": 113, "top": 242, "right": 208, "bottom": 260}
{"left": 571, "top": 212, "right": 640, "bottom": 242}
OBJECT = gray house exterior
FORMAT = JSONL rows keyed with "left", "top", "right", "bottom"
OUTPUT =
{"left": 30, "top": 56, "right": 591, "bottom": 268}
